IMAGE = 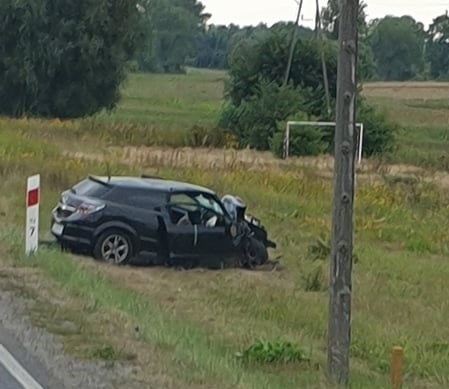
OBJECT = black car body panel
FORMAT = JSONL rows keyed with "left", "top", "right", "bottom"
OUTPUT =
{"left": 51, "top": 176, "right": 276, "bottom": 268}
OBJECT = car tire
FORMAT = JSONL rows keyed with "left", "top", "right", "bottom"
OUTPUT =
{"left": 93, "top": 229, "right": 133, "bottom": 265}
{"left": 241, "top": 236, "right": 268, "bottom": 269}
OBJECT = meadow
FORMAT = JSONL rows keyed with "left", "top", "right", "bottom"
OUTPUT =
{"left": 1, "top": 70, "right": 449, "bottom": 388}
{"left": 363, "top": 82, "right": 449, "bottom": 170}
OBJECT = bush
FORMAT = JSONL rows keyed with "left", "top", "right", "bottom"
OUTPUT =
{"left": 302, "top": 266, "right": 326, "bottom": 292}
{"left": 183, "top": 125, "right": 235, "bottom": 148}
{"left": 270, "top": 120, "right": 328, "bottom": 158}
{"left": 236, "top": 340, "right": 309, "bottom": 364}
{"left": 357, "top": 100, "right": 397, "bottom": 156}
{"left": 307, "top": 234, "right": 331, "bottom": 261}
{"left": 219, "top": 81, "right": 304, "bottom": 150}
{"left": 269, "top": 98, "right": 397, "bottom": 158}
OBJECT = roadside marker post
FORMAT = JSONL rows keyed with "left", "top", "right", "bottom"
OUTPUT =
{"left": 25, "top": 175, "right": 40, "bottom": 255}
{"left": 391, "top": 346, "right": 404, "bottom": 389}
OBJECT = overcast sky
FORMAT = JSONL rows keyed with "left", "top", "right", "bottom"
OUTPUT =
{"left": 202, "top": 0, "right": 448, "bottom": 29}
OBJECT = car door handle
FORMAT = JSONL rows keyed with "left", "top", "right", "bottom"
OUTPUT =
{"left": 193, "top": 225, "right": 198, "bottom": 246}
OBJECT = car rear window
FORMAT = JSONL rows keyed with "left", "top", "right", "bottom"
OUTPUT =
{"left": 72, "top": 179, "right": 111, "bottom": 198}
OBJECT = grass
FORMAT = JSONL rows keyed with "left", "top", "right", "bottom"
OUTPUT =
{"left": 97, "top": 69, "right": 225, "bottom": 127}
{"left": 363, "top": 82, "right": 449, "bottom": 170}
{"left": 1, "top": 72, "right": 449, "bottom": 387}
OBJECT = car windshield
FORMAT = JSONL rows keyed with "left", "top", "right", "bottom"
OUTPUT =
{"left": 193, "top": 193, "right": 224, "bottom": 215}
{"left": 170, "top": 193, "right": 224, "bottom": 214}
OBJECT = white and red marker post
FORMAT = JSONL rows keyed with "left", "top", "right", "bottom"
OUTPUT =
{"left": 25, "top": 174, "right": 40, "bottom": 255}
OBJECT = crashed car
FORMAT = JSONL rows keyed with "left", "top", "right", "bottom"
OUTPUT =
{"left": 51, "top": 176, "right": 276, "bottom": 268}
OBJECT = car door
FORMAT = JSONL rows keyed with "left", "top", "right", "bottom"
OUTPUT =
{"left": 165, "top": 195, "right": 201, "bottom": 260}
{"left": 194, "top": 220, "right": 235, "bottom": 260}
{"left": 165, "top": 192, "right": 234, "bottom": 262}
{"left": 191, "top": 193, "right": 235, "bottom": 259}
{"left": 104, "top": 188, "right": 163, "bottom": 255}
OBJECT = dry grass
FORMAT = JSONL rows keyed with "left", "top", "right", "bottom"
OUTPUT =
{"left": 363, "top": 82, "right": 449, "bottom": 100}
{"left": 63, "top": 145, "right": 449, "bottom": 192}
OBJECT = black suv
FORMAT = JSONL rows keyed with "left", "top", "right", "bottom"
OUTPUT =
{"left": 51, "top": 176, "right": 275, "bottom": 268}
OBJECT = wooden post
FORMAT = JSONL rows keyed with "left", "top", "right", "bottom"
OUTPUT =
{"left": 391, "top": 346, "right": 404, "bottom": 389}
{"left": 327, "top": 0, "right": 359, "bottom": 385}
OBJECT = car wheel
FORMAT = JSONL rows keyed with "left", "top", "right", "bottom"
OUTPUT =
{"left": 93, "top": 229, "right": 133, "bottom": 265}
{"left": 241, "top": 237, "right": 268, "bottom": 269}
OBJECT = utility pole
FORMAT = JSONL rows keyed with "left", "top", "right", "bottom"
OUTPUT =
{"left": 327, "top": 0, "right": 358, "bottom": 386}
{"left": 283, "top": 0, "right": 304, "bottom": 86}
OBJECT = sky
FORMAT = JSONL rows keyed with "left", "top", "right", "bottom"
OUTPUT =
{"left": 201, "top": 0, "right": 449, "bottom": 29}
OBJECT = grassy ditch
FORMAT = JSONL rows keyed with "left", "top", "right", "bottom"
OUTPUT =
{"left": 2, "top": 123, "right": 449, "bottom": 387}
{"left": 1, "top": 75, "right": 449, "bottom": 387}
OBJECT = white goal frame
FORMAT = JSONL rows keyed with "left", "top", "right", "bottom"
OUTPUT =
{"left": 283, "top": 121, "right": 364, "bottom": 164}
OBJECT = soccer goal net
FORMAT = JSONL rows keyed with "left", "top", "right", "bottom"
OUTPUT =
{"left": 283, "top": 121, "right": 364, "bottom": 164}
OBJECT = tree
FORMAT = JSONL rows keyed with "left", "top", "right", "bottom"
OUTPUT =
{"left": 220, "top": 29, "right": 338, "bottom": 152}
{"left": 426, "top": 13, "right": 449, "bottom": 79}
{"left": 321, "top": 0, "right": 368, "bottom": 39}
{"left": 321, "top": 0, "right": 375, "bottom": 80}
{"left": 368, "top": 16, "right": 425, "bottom": 81}
{"left": 0, "top": 0, "right": 142, "bottom": 118}
{"left": 219, "top": 27, "right": 395, "bottom": 157}
{"left": 226, "top": 30, "right": 338, "bottom": 116}
{"left": 137, "top": 0, "right": 208, "bottom": 73}
{"left": 188, "top": 24, "right": 240, "bottom": 69}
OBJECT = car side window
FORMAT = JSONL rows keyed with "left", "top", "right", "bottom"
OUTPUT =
{"left": 105, "top": 188, "right": 165, "bottom": 210}
{"left": 168, "top": 192, "right": 225, "bottom": 228}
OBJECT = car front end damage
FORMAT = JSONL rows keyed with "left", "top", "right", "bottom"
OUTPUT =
{"left": 221, "top": 195, "right": 276, "bottom": 268}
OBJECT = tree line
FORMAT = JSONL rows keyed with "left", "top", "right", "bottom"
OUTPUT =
{"left": 135, "top": 0, "right": 449, "bottom": 82}
{"left": 0, "top": 0, "right": 439, "bottom": 159}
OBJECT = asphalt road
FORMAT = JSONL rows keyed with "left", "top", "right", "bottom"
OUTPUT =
{"left": 0, "top": 324, "right": 61, "bottom": 389}
{"left": 0, "top": 361, "right": 22, "bottom": 389}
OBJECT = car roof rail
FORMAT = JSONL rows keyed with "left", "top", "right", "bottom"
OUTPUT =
{"left": 88, "top": 175, "right": 112, "bottom": 186}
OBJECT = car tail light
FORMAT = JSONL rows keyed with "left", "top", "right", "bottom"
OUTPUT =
{"left": 77, "top": 202, "right": 105, "bottom": 216}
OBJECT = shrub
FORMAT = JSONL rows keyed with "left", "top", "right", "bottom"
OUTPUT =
{"left": 236, "top": 340, "right": 309, "bottom": 364}
{"left": 184, "top": 125, "right": 233, "bottom": 148}
{"left": 357, "top": 100, "right": 397, "bottom": 156}
{"left": 270, "top": 123, "right": 328, "bottom": 158}
{"left": 219, "top": 80, "right": 304, "bottom": 150}
{"left": 307, "top": 235, "right": 331, "bottom": 261}
{"left": 319, "top": 99, "right": 397, "bottom": 157}
{"left": 302, "top": 266, "right": 326, "bottom": 292}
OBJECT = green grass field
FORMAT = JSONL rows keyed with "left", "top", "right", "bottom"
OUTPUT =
{"left": 363, "top": 82, "right": 449, "bottom": 170}
{"left": 96, "top": 68, "right": 225, "bottom": 129}
{"left": 1, "top": 72, "right": 449, "bottom": 388}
